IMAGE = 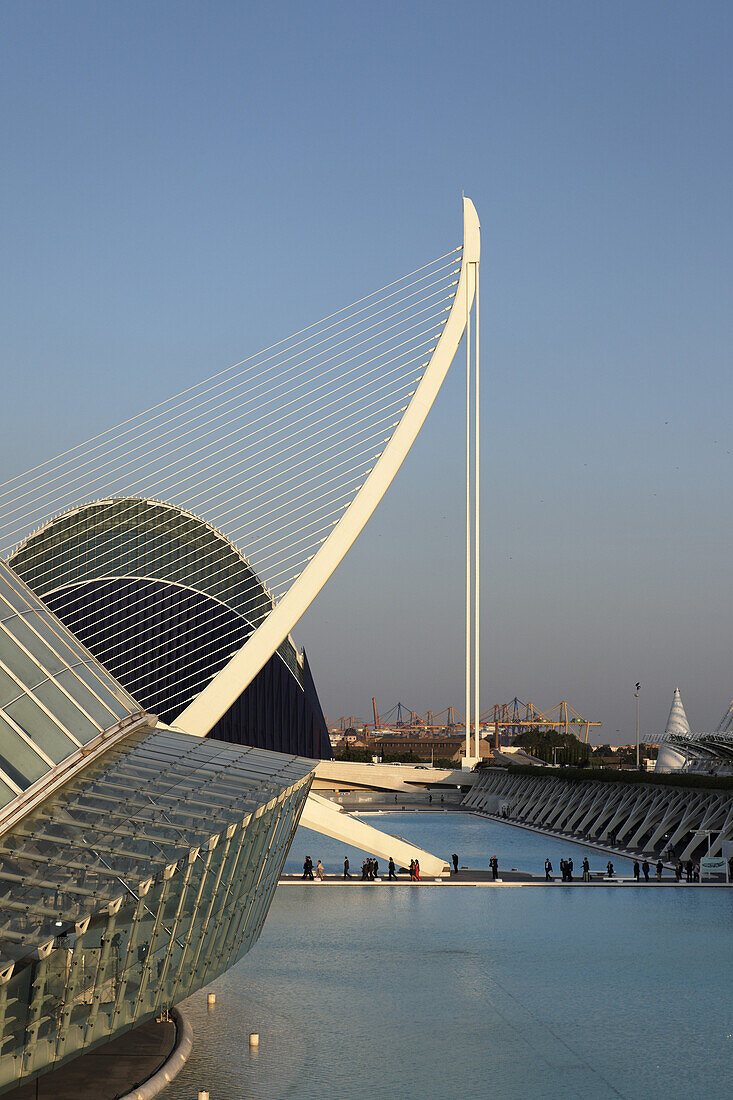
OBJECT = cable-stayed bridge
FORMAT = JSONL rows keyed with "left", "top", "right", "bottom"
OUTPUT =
{"left": 0, "top": 199, "right": 482, "bottom": 877}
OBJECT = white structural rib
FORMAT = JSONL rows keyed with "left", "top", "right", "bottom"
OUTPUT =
{"left": 301, "top": 792, "right": 447, "bottom": 876}
{"left": 175, "top": 198, "right": 481, "bottom": 737}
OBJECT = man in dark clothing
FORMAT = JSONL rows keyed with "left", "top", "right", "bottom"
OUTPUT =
{"left": 452, "top": 853, "right": 459, "bottom": 875}
{"left": 642, "top": 859, "right": 650, "bottom": 882}
{"left": 388, "top": 857, "right": 397, "bottom": 880}
{"left": 373, "top": 859, "right": 379, "bottom": 878}
{"left": 633, "top": 860, "right": 640, "bottom": 881}
{"left": 545, "top": 858, "right": 552, "bottom": 881}
{"left": 656, "top": 859, "right": 663, "bottom": 881}
{"left": 343, "top": 857, "right": 351, "bottom": 879}
{"left": 490, "top": 855, "right": 499, "bottom": 881}
{"left": 303, "top": 857, "right": 314, "bottom": 880}
{"left": 582, "top": 857, "right": 590, "bottom": 882}
{"left": 567, "top": 858, "right": 573, "bottom": 881}
{"left": 685, "top": 859, "right": 693, "bottom": 883}
{"left": 361, "top": 861, "right": 368, "bottom": 880}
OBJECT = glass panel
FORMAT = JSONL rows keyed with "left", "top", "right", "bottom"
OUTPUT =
{"left": 0, "top": 713, "right": 49, "bottom": 786}
{"left": 1, "top": 616, "right": 68, "bottom": 676}
{"left": 4, "top": 696, "right": 80, "bottom": 762}
{"left": 0, "top": 632, "right": 47, "bottom": 693}
{"left": 31, "top": 677, "right": 102, "bottom": 741}
{"left": 0, "top": 666, "right": 25, "bottom": 711}
{"left": 71, "top": 661, "right": 137, "bottom": 714}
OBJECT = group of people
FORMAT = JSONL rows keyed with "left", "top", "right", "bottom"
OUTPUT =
{"left": 305, "top": 855, "right": 403, "bottom": 881}
{"left": 542, "top": 854, "right": 712, "bottom": 883}
{"left": 359, "top": 858, "right": 379, "bottom": 879}
{"left": 633, "top": 858, "right": 664, "bottom": 881}
{"left": 301, "top": 857, "right": 325, "bottom": 881}
{"left": 544, "top": 857, "right": 614, "bottom": 881}
{"left": 675, "top": 859, "right": 699, "bottom": 882}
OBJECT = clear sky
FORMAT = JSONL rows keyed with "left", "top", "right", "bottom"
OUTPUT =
{"left": 2, "top": 2, "right": 732, "bottom": 741}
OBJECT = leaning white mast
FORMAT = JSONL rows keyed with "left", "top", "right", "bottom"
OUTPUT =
{"left": 175, "top": 198, "right": 481, "bottom": 739}
{"left": 474, "top": 259, "right": 480, "bottom": 759}
{"left": 465, "top": 247, "right": 472, "bottom": 763}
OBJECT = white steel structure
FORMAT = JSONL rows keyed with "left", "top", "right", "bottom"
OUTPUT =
{"left": 0, "top": 200, "right": 480, "bottom": 743}
{"left": 175, "top": 199, "right": 480, "bottom": 738}
{"left": 0, "top": 200, "right": 482, "bottom": 872}
{"left": 465, "top": 767, "right": 733, "bottom": 862}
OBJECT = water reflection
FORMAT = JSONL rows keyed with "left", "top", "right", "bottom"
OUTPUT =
{"left": 166, "top": 815, "right": 731, "bottom": 1099}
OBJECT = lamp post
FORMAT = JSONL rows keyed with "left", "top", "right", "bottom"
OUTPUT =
{"left": 634, "top": 682, "right": 641, "bottom": 769}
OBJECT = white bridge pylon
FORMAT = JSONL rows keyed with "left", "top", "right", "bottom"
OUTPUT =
{"left": 0, "top": 200, "right": 481, "bottom": 873}
{"left": 175, "top": 197, "right": 481, "bottom": 736}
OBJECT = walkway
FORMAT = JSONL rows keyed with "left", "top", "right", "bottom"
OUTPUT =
{"left": 279, "top": 871, "right": 730, "bottom": 887}
{"left": 7, "top": 1016, "right": 178, "bottom": 1100}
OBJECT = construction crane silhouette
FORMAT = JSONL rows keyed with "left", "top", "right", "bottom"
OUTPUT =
{"left": 331, "top": 697, "right": 600, "bottom": 750}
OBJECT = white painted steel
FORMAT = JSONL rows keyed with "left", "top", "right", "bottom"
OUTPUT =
{"left": 474, "top": 262, "right": 481, "bottom": 759}
{"left": 465, "top": 251, "right": 472, "bottom": 763}
{"left": 465, "top": 768, "right": 733, "bottom": 862}
{"left": 175, "top": 198, "right": 481, "bottom": 737}
{"left": 300, "top": 792, "right": 448, "bottom": 876}
{"left": 313, "top": 759, "right": 476, "bottom": 792}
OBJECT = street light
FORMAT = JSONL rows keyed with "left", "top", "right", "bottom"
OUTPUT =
{"left": 634, "top": 682, "right": 641, "bottom": 769}
{"left": 693, "top": 829, "right": 714, "bottom": 855}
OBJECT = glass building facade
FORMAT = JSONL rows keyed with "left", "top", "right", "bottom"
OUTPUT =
{"left": 0, "top": 561, "right": 145, "bottom": 813}
{"left": 0, "top": 725, "right": 313, "bottom": 1093}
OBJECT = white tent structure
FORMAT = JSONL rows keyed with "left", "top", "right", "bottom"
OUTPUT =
{"left": 664, "top": 686, "right": 691, "bottom": 736}
{"left": 655, "top": 686, "right": 691, "bottom": 772}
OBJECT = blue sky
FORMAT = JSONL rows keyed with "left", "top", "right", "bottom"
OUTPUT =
{"left": 2, "top": 2, "right": 732, "bottom": 740}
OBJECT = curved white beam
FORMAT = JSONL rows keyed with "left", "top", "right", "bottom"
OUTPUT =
{"left": 301, "top": 792, "right": 448, "bottom": 876}
{"left": 175, "top": 198, "right": 480, "bottom": 737}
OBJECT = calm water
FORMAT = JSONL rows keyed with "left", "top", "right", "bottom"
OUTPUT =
{"left": 282, "top": 808, "right": 637, "bottom": 876}
{"left": 166, "top": 814, "right": 732, "bottom": 1100}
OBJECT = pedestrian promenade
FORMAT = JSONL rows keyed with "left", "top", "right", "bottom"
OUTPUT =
{"left": 279, "top": 870, "right": 731, "bottom": 887}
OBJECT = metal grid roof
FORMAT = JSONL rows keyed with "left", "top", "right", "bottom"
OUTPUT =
{"left": 0, "top": 727, "right": 314, "bottom": 970}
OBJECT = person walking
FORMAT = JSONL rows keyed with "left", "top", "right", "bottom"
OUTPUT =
{"left": 685, "top": 859, "right": 693, "bottom": 883}
{"left": 343, "top": 857, "right": 351, "bottom": 879}
{"left": 452, "top": 853, "right": 459, "bottom": 875}
{"left": 414, "top": 859, "right": 420, "bottom": 881}
{"left": 373, "top": 859, "right": 379, "bottom": 879}
{"left": 633, "top": 860, "right": 640, "bottom": 882}
{"left": 582, "top": 857, "right": 590, "bottom": 882}
{"left": 316, "top": 860, "right": 324, "bottom": 881}
{"left": 303, "top": 856, "right": 314, "bottom": 880}
{"left": 606, "top": 860, "right": 614, "bottom": 878}
{"left": 409, "top": 859, "right": 415, "bottom": 881}
{"left": 545, "top": 858, "right": 553, "bottom": 881}
{"left": 567, "top": 858, "right": 573, "bottom": 882}
{"left": 361, "top": 860, "right": 368, "bottom": 880}
{"left": 656, "top": 859, "right": 663, "bottom": 881}
{"left": 675, "top": 860, "right": 682, "bottom": 882}
{"left": 642, "top": 859, "right": 650, "bottom": 882}
{"left": 388, "top": 857, "right": 397, "bottom": 880}
{"left": 490, "top": 855, "right": 499, "bottom": 881}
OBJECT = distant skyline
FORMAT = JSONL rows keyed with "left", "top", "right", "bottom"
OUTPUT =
{"left": 2, "top": 3, "right": 732, "bottom": 741}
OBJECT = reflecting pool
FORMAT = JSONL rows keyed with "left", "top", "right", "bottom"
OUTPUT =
{"left": 283, "top": 808, "right": 637, "bottom": 875}
{"left": 167, "top": 813, "right": 732, "bottom": 1100}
